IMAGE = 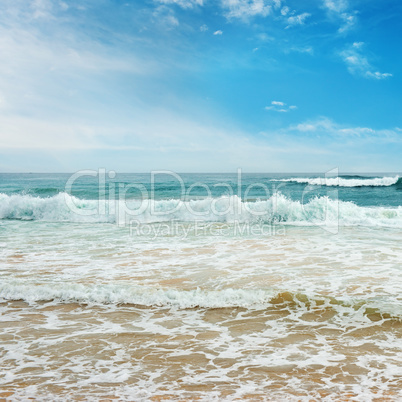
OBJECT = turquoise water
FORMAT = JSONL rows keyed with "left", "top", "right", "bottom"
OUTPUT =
{"left": 0, "top": 172, "right": 401, "bottom": 205}
{"left": 1, "top": 172, "right": 402, "bottom": 227}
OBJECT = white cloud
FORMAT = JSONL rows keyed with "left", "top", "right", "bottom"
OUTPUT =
{"left": 217, "top": 0, "right": 314, "bottom": 28}
{"left": 256, "top": 32, "right": 274, "bottom": 42}
{"left": 323, "top": 0, "right": 348, "bottom": 13}
{"left": 213, "top": 30, "right": 223, "bottom": 35}
{"left": 0, "top": 0, "right": 164, "bottom": 158}
{"left": 265, "top": 101, "right": 297, "bottom": 112}
{"left": 338, "top": 13, "right": 356, "bottom": 33}
{"left": 366, "top": 71, "right": 392, "bottom": 79}
{"left": 0, "top": 26, "right": 152, "bottom": 79}
{"left": 1, "top": 106, "right": 338, "bottom": 173}
{"left": 352, "top": 41, "right": 363, "bottom": 49}
{"left": 156, "top": 0, "right": 285, "bottom": 23}
{"left": 200, "top": 24, "right": 208, "bottom": 31}
{"left": 286, "top": 12, "right": 311, "bottom": 27}
{"left": 284, "top": 46, "right": 314, "bottom": 54}
{"left": 59, "top": 1, "right": 69, "bottom": 11}
{"left": 322, "top": 0, "right": 356, "bottom": 33}
{"left": 166, "top": 14, "right": 179, "bottom": 26}
{"left": 272, "top": 0, "right": 282, "bottom": 9}
{"left": 293, "top": 118, "right": 333, "bottom": 132}
{"left": 295, "top": 123, "right": 319, "bottom": 132}
{"left": 31, "top": 0, "right": 54, "bottom": 19}
{"left": 155, "top": 0, "right": 204, "bottom": 9}
{"left": 221, "top": 0, "right": 273, "bottom": 20}
{"left": 291, "top": 118, "right": 400, "bottom": 142}
{"left": 152, "top": 6, "right": 180, "bottom": 28}
{"left": 340, "top": 42, "right": 392, "bottom": 80}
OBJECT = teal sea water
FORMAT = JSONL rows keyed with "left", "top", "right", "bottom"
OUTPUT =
{"left": 0, "top": 172, "right": 402, "bottom": 225}
{"left": 1, "top": 172, "right": 402, "bottom": 400}
{"left": 1, "top": 172, "right": 402, "bottom": 205}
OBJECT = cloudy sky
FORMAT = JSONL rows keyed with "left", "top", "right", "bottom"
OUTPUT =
{"left": 0, "top": 0, "right": 401, "bottom": 172}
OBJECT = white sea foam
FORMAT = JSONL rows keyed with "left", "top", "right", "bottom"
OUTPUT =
{"left": 0, "top": 281, "right": 274, "bottom": 308}
{"left": 4, "top": 298, "right": 402, "bottom": 402}
{"left": 2, "top": 215, "right": 402, "bottom": 401}
{"left": 1, "top": 281, "right": 401, "bottom": 317}
{"left": 272, "top": 176, "right": 400, "bottom": 187}
{"left": 1, "top": 192, "right": 402, "bottom": 227}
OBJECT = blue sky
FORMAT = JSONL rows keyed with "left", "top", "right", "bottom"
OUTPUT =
{"left": 0, "top": 0, "right": 401, "bottom": 172}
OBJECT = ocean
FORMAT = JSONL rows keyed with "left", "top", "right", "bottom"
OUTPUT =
{"left": 1, "top": 171, "right": 402, "bottom": 401}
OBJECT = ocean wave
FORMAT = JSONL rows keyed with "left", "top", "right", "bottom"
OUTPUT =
{"left": 0, "top": 282, "right": 271, "bottom": 308}
{"left": 1, "top": 192, "right": 402, "bottom": 227}
{"left": 272, "top": 176, "right": 400, "bottom": 187}
{"left": 1, "top": 281, "right": 400, "bottom": 319}
{"left": 0, "top": 192, "right": 114, "bottom": 223}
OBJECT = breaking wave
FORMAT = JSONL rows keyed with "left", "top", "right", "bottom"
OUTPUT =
{"left": 272, "top": 176, "right": 401, "bottom": 187}
{"left": 1, "top": 192, "right": 402, "bottom": 227}
{"left": 1, "top": 281, "right": 401, "bottom": 320}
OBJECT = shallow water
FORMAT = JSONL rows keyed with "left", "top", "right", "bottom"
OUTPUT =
{"left": 1, "top": 173, "right": 402, "bottom": 400}
{"left": 1, "top": 222, "right": 402, "bottom": 400}
{"left": 1, "top": 299, "right": 401, "bottom": 401}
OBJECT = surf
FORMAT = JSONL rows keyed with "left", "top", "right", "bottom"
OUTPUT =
{"left": 1, "top": 280, "right": 401, "bottom": 324}
{"left": 1, "top": 192, "right": 402, "bottom": 227}
{"left": 272, "top": 175, "right": 400, "bottom": 187}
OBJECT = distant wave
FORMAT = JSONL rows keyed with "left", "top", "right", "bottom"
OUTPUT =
{"left": 1, "top": 192, "right": 402, "bottom": 227}
{"left": 271, "top": 176, "right": 400, "bottom": 187}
